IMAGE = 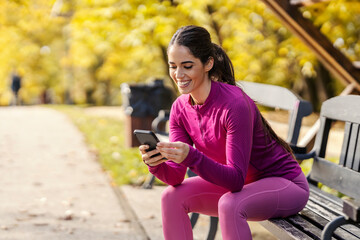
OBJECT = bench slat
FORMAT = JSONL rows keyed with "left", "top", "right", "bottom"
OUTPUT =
{"left": 340, "top": 122, "right": 352, "bottom": 167}
{"left": 309, "top": 184, "right": 342, "bottom": 206}
{"left": 341, "top": 123, "right": 360, "bottom": 170}
{"left": 300, "top": 208, "right": 360, "bottom": 240}
{"left": 260, "top": 219, "right": 313, "bottom": 240}
{"left": 347, "top": 123, "right": 359, "bottom": 170}
{"left": 354, "top": 131, "right": 360, "bottom": 171}
{"left": 310, "top": 157, "right": 360, "bottom": 199}
{"left": 309, "top": 187, "right": 343, "bottom": 215}
{"left": 286, "top": 214, "right": 329, "bottom": 240}
{"left": 306, "top": 200, "right": 337, "bottom": 221}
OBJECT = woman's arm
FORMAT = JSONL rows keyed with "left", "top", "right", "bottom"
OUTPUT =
{"left": 180, "top": 101, "right": 255, "bottom": 192}
{"left": 146, "top": 105, "right": 192, "bottom": 186}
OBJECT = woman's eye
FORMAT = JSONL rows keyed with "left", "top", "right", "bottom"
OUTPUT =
{"left": 169, "top": 66, "right": 177, "bottom": 69}
{"left": 184, "top": 66, "right": 193, "bottom": 69}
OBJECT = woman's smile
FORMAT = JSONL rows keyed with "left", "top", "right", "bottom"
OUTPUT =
{"left": 176, "top": 80, "right": 192, "bottom": 88}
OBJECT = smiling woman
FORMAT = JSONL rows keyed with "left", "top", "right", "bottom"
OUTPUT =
{"left": 138, "top": 25, "right": 309, "bottom": 240}
{"left": 168, "top": 44, "right": 213, "bottom": 104}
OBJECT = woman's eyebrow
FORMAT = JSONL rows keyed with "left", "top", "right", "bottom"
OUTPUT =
{"left": 168, "top": 61, "right": 194, "bottom": 64}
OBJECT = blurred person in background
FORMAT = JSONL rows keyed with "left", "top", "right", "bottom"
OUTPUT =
{"left": 10, "top": 70, "right": 22, "bottom": 106}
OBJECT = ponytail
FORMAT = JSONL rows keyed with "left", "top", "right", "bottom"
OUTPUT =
{"left": 259, "top": 113, "right": 295, "bottom": 159}
{"left": 211, "top": 43, "right": 236, "bottom": 86}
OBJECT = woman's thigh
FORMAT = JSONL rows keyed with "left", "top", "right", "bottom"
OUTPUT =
{"left": 162, "top": 176, "right": 229, "bottom": 217}
{"left": 219, "top": 173, "right": 309, "bottom": 221}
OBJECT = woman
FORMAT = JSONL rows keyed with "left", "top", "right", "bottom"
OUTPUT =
{"left": 139, "top": 25, "right": 309, "bottom": 240}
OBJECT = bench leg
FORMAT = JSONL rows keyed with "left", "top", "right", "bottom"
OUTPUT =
{"left": 207, "top": 216, "right": 219, "bottom": 240}
{"left": 142, "top": 173, "right": 156, "bottom": 189}
{"left": 321, "top": 216, "right": 348, "bottom": 240}
{"left": 190, "top": 213, "right": 218, "bottom": 240}
{"left": 190, "top": 212, "right": 199, "bottom": 228}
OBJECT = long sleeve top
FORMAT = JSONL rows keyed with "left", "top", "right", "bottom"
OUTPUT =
{"left": 148, "top": 80, "right": 302, "bottom": 192}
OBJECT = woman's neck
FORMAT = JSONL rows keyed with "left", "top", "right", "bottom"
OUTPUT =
{"left": 190, "top": 80, "right": 212, "bottom": 105}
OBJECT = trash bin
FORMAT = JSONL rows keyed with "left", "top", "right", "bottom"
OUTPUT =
{"left": 121, "top": 79, "right": 174, "bottom": 147}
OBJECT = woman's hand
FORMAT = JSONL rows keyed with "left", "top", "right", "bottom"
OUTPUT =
{"left": 156, "top": 142, "right": 189, "bottom": 164}
{"left": 139, "top": 144, "right": 167, "bottom": 167}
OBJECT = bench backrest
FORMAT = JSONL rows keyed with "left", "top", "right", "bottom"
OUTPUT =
{"left": 309, "top": 95, "right": 360, "bottom": 199}
{"left": 238, "top": 81, "right": 313, "bottom": 145}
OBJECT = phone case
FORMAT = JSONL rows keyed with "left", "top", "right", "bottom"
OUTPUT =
{"left": 133, "top": 129, "right": 160, "bottom": 151}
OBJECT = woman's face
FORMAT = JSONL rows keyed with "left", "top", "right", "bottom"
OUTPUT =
{"left": 168, "top": 44, "right": 213, "bottom": 97}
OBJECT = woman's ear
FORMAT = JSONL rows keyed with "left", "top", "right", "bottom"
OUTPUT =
{"left": 205, "top": 57, "right": 214, "bottom": 72}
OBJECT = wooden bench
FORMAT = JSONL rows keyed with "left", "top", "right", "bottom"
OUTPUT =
{"left": 145, "top": 81, "right": 313, "bottom": 239}
{"left": 260, "top": 95, "right": 360, "bottom": 240}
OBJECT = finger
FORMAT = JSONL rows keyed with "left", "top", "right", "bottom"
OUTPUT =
{"left": 148, "top": 159, "right": 167, "bottom": 167}
{"left": 157, "top": 146, "right": 182, "bottom": 156}
{"left": 139, "top": 144, "right": 149, "bottom": 153}
{"left": 157, "top": 141, "right": 184, "bottom": 148}
{"left": 144, "top": 149, "right": 164, "bottom": 163}
{"left": 145, "top": 154, "right": 166, "bottom": 165}
{"left": 162, "top": 153, "right": 180, "bottom": 161}
{"left": 147, "top": 148, "right": 162, "bottom": 158}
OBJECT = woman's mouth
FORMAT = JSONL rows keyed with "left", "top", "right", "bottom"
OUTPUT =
{"left": 177, "top": 80, "right": 191, "bottom": 88}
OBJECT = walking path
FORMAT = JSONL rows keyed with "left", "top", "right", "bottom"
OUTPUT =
{"left": 0, "top": 106, "right": 144, "bottom": 240}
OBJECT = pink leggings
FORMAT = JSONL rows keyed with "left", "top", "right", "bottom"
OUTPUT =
{"left": 161, "top": 172, "right": 309, "bottom": 240}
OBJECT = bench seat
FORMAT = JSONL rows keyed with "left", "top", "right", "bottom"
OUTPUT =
{"left": 262, "top": 185, "right": 360, "bottom": 240}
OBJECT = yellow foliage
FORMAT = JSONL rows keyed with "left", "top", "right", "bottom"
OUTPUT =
{"left": 0, "top": 0, "right": 356, "bottom": 105}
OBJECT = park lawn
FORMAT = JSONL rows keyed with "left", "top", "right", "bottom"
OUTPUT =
{"left": 49, "top": 105, "right": 150, "bottom": 186}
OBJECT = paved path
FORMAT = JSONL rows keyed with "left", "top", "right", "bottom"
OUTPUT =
{"left": 0, "top": 106, "right": 144, "bottom": 240}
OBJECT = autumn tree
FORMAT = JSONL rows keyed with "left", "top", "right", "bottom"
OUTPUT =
{"left": 0, "top": 0, "right": 358, "bottom": 107}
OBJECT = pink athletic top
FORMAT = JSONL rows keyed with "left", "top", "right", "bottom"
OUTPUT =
{"left": 149, "top": 81, "right": 302, "bottom": 192}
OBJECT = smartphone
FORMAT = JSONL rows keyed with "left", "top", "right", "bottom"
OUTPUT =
{"left": 134, "top": 129, "right": 165, "bottom": 159}
{"left": 133, "top": 129, "right": 160, "bottom": 152}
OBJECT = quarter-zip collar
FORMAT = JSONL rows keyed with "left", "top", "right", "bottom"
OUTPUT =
{"left": 186, "top": 80, "right": 219, "bottom": 112}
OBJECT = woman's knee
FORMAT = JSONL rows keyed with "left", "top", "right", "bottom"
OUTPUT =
{"left": 161, "top": 184, "right": 190, "bottom": 207}
{"left": 161, "top": 185, "right": 178, "bottom": 204}
{"left": 218, "top": 192, "right": 244, "bottom": 218}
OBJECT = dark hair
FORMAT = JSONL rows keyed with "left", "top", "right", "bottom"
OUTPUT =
{"left": 259, "top": 113, "right": 295, "bottom": 159}
{"left": 168, "top": 25, "right": 236, "bottom": 86}
{"left": 169, "top": 25, "right": 294, "bottom": 159}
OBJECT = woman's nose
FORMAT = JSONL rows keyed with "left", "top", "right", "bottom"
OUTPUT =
{"left": 176, "top": 68, "right": 184, "bottom": 79}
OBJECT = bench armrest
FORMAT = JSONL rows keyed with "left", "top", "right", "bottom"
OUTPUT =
{"left": 293, "top": 149, "right": 316, "bottom": 161}
{"left": 290, "top": 144, "right": 307, "bottom": 154}
{"left": 151, "top": 110, "right": 170, "bottom": 136}
{"left": 343, "top": 198, "right": 360, "bottom": 222}
{"left": 321, "top": 199, "right": 360, "bottom": 240}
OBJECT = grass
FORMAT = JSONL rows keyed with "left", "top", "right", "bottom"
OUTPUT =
{"left": 49, "top": 105, "right": 149, "bottom": 186}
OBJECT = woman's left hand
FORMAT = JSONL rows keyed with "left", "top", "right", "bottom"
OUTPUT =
{"left": 156, "top": 142, "right": 189, "bottom": 164}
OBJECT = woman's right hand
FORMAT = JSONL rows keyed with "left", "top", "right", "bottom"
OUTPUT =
{"left": 139, "top": 144, "right": 167, "bottom": 167}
